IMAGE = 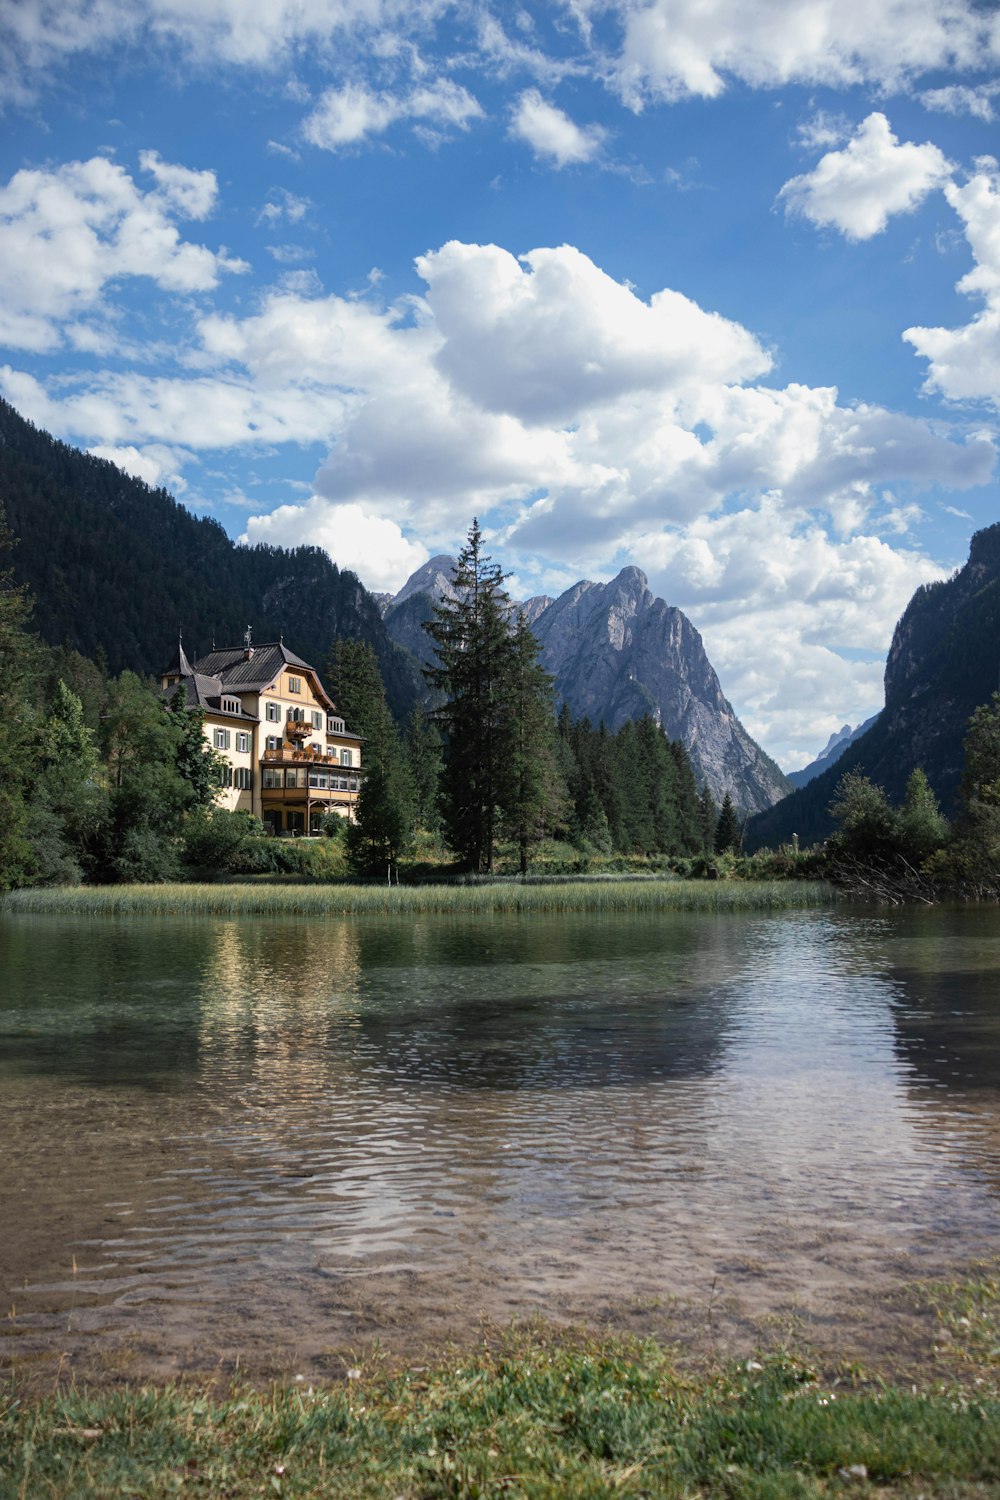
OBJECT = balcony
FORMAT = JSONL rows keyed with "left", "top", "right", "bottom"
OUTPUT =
{"left": 262, "top": 746, "right": 345, "bottom": 767}
{"left": 285, "top": 718, "right": 312, "bottom": 740}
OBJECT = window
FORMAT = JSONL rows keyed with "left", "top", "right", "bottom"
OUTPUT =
{"left": 308, "top": 771, "right": 328, "bottom": 789}
{"left": 265, "top": 701, "right": 280, "bottom": 722}
{"left": 236, "top": 767, "right": 254, "bottom": 791}
{"left": 263, "top": 768, "right": 281, "bottom": 789}
{"left": 221, "top": 696, "right": 240, "bottom": 715}
{"left": 311, "top": 710, "right": 323, "bottom": 729}
{"left": 214, "top": 728, "right": 231, "bottom": 750}
{"left": 288, "top": 676, "right": 302, "bottom": 694}
{"left": 215, "top": 764, "right": 233, "bottom": 788}
{"left": 236, "top": 731, "right": 250, "bottom": 754}
{"left": 265, "top": 734, "right": 281, "bottom": 751}
{"left": 286, "top": 706, "right": 305, "bottom": 722}
{"left": 327, "top": 716, "right": 344, "bottom": 735}
{"left": 340, "top": 748, "right": 352, "bottom": 766}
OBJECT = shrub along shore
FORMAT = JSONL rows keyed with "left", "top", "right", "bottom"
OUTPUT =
{"left": 4, "top": 1315, "right": 1000, "bottom": 1500}
{"left": 2, "top": 876, "right": 837, "bottom": 918}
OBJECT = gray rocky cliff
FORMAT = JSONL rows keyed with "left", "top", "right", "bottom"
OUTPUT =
{"left": 531, "top": 567, "right": 790, "bottom": 813}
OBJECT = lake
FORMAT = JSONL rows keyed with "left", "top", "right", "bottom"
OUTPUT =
{"left": 2, "top": 902, "right": 1000, "bottom": 1383}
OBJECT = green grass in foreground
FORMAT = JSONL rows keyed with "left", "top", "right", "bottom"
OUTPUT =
{"left": 3, "top": 1336, "right": 1000, "bottom": 1500}
{"left": 2, "top": 878, "right": 835, "bottom": 918}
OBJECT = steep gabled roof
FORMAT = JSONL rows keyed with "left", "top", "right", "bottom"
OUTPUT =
{"left": 187, "top": 641, "right": 336, "bottom": 712}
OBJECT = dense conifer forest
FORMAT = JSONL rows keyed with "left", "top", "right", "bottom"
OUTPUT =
{"left": 0, "top": 398, "right": 423, "bottom": 719}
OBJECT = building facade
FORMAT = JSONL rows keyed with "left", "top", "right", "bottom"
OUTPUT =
{"left": 161, "top": 634, "right": 363, "bottom": 834}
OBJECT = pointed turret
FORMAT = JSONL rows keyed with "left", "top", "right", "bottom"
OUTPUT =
{"left": 161, "top": 634, "right": 193, "bottom": 688}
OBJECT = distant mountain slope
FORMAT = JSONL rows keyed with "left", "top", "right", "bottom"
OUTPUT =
{"left": 384, "top": 556, "right": 790, "bottom": 812}
{"left": 0, "top": 398, "right": 424, "bottom": 718}
{"left": 787, "top": 714, "right": 880, "bottom": 789}
{"left": 749, "top": 521, "right": 1000, "bottom": 849}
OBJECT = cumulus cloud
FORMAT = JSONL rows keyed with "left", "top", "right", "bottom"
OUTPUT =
{"left": 508, "top": 90, "right": 606, "bottom": 167}
{"left": 608, "top": 0, "right": 994, "bottom": 106}
{"left": 779, "top": 112, "right": 953, "bottom": 240}
{"left": 241, "top": 498, "right": 428, "bottom": 591}
{"left": 302, "top": 78, "right": 482, "bottom": 150}
{"left": 631, "top": 500, "right": 948, "bottom": 760}
{"left": 904, "top": 163, "right": 1000, "bottom": 406}
{"left": 0, "top": 154, "right": 246, "bottom": 352}
{"left": 3, "top": 235, "right": 992, "bottom": 762}
{"left": 418, "top": 241, "right": 771, "bottom": 422}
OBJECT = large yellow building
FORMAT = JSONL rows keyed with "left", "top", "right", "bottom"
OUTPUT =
{"left": 161, "top": 633, "right": 363, "bottom": 834}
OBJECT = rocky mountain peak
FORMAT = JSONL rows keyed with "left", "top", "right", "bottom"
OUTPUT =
{"left": 393, "top": 555, "right": 458, "bottom": 609}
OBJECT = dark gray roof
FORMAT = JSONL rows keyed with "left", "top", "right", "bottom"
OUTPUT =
{"left": 162, "top": 639, "right": 357, "bottom": 727}
{"left": 191, "top": 642, "right": 315, "bottom": 690}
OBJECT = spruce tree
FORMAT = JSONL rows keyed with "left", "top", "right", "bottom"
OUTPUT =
{"left": 715, "top": 792, "right": 742, "bottom": 854}
{"left": 698, "top": 784, "right": 718, "bottom": 854}
{"left": 424, "top": 520, "right": 515, "bottom": 872}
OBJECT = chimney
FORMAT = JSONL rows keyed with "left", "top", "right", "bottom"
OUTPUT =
{"left": 243, "top": 625, "right": 254, "bottom": 660}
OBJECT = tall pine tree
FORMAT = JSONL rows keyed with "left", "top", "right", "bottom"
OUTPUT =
{"left": 424, "top": 520, "right": 516, "bottom": 872}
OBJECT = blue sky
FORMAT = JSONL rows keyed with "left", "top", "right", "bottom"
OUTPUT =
{"left": 2, "top": 1, "right": 999, "bottom": 768}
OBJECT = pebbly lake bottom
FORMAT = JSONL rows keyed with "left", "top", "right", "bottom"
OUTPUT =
{"left": 2, "top": 902, "right": 1000, "bottom": 1389}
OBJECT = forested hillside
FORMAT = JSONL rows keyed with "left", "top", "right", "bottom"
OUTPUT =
{"left": 749, "top": 520, "right": 1000, "bottom": 849}
{"left": 0, "top": 399, "right": 423, "bottom": 717}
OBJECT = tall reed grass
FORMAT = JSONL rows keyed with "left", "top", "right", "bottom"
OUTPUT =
{"left": 3, "top": 878, "right": 836, "bottom": 918}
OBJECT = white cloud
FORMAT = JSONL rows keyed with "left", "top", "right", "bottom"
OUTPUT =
{"left": 241, "top": 498, "right": 428, "bottom": 591}
{"left": 417, "top": 240, "right": 771, "bottom": 423}
{"left": 257, "top": 188, "right": 310, "bottom": 226}
{"left": 3, "top": 234, "right": 992, "bottom": 764}
{"left": 0, "top": 154, "right": 246, "bottom": 352}
{"left": 0, "top": 0, "right": 451, "bottom": 102}
{"left": 0, "top": 363, "right": 352, "bottom": 451}
{"left": 137, "top": 149, "right": 217, "bottom": 218}
{"left": 87, "top": 441, "right": 193, "bottom": 491}
{"left": 779, "top": 113, "right": 953, "bottom": 240}
{"left": 632, "top": 501, "right": 948, "bottom": 760}
{"left": 266, "top": 243, "right": 312, "bottom": 264}
{"left": 302, "top": 78, "right": 482, "bottom": 151}
{"left": 508, "top": 90, "right": 606, "bottom": 167}
{"left": 921, "top": 82, "right": 1000, "bottom": 122}
{"left": 608, "top": 0, "right": 995, "bottom": 106}
{"left": 904, "top": 163, "right": 1000, "bottom": 406}
{"left": 794, "top": 111, "right": 850, "bottom": 151}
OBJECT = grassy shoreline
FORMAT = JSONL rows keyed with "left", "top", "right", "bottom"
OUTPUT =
{"left": 4, "top": 1317, "right": 1000, "bottom": 1500}
{"left": 1, "top": 877, "right": 837, "bottom": 918}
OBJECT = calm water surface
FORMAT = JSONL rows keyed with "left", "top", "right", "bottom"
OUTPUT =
{"left": 2, "top": 903, "right": 999, "bottom": 1376}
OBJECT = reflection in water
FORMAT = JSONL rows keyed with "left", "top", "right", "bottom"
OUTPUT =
{"left": 2, "top": 904, "right": 1000, "bottom": 1374}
